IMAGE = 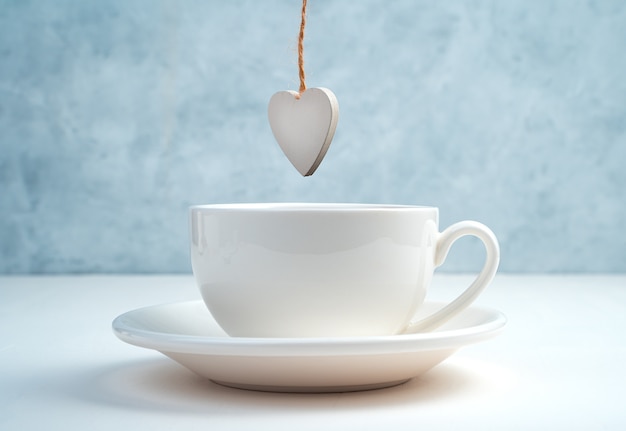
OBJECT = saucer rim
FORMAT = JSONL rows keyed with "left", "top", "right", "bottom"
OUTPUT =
{"left": 112, "top": 300, "right": 506, "bottom": 357}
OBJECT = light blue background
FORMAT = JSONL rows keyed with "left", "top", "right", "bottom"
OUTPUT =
{"left": 1, "top": 0, "right": 625, "bottom": 274}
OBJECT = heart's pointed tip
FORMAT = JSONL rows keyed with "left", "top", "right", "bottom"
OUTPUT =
{"left": 296, "top": 166, "right": 313, "bottom": 176}
{"left": 290, "top": 159, "right": 316, "bottom": 176}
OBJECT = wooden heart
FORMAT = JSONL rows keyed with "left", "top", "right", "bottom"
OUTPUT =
{"left": 268, "top": 87, "right": 339, "bottom": 176}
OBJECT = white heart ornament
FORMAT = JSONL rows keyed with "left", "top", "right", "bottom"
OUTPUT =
{"left": 268, "top": 87, "right": 339, "bottom": 176}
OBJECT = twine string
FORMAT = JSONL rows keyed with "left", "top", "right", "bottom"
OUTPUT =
{"left": 296, "top": 0, "right": 307, "bottom": 98}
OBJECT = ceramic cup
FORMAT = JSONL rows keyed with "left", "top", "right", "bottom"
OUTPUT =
{"left": 190, "top": 203, "right": 499, "bottom": 338}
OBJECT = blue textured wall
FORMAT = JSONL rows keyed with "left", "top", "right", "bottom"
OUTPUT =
{"left": 1, "top": 0, "right": 625, "bottom": 273}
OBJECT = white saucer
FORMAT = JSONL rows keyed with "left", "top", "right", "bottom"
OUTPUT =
{"left": 112, "top": 301, "right": 506, "bottom": 393}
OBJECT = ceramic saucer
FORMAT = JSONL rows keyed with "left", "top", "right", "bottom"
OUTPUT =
{"left": 112, "top": 301, "right": 506, "bottom": 393}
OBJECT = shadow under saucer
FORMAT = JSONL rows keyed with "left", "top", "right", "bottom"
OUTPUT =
{"left": 54, "top": 356, "right": 491, "bottom": 415}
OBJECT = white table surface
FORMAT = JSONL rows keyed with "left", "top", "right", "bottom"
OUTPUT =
{"left": 1, "top": 274, "right": 625, "bottom": 430}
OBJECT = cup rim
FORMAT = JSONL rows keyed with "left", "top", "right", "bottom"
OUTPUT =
{"left": 189, "top": 203, "right": 438, "bottom": 212}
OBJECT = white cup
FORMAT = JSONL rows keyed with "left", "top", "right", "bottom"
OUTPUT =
{"left": 190, "top": 203, "right": 499, "bottom": 338}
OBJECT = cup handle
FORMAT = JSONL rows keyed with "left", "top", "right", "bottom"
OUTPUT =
{"left": 406, "top": 221, "right": 500, "bottom": 333}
